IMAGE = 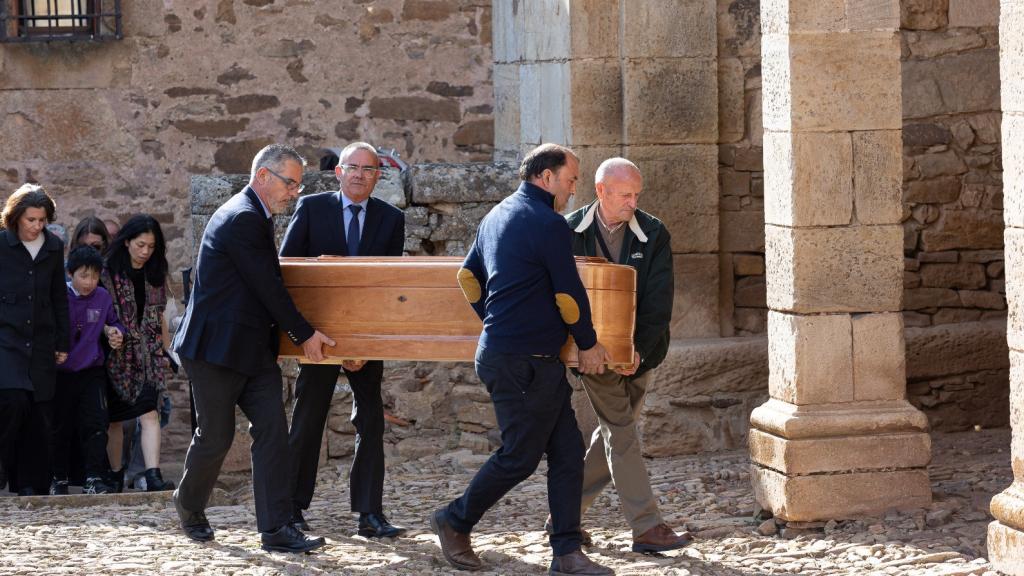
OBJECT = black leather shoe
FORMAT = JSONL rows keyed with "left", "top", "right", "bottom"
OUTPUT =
{"left": 358, "top": 512, "right": 407, "bottom": 539}
{"left": 144, "top": 468, "right": 175, "bottom": 492}
{"left": 290, "top": 509, "right": 310, "bottom": 531}
{"left": 173, "top": 490, "right": 214, "bottom": 542}
{"left": 261, "top": 524, "right": 325, "bottom": 553}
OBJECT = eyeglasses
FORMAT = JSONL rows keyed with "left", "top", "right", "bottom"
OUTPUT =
{"left": 265, "top": 167, "right": 305, "bottom": 193}
{"left": 339, "top": 164, "right": 381, "bottom": 176}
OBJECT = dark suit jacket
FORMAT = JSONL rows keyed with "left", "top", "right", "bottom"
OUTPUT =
{"left": 280, "top": 192, "right": 405, "bottom": 258}
{"left": 172, "top": 187, "right": 314, "bottom": 376}
{"left": 0, "top": 228, "right": 70, "bottom": 402}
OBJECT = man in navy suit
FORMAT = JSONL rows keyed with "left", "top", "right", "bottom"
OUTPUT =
{"left": 171, "top": 144, "right": 335, "bottom": 553}
{"left": 280, "top": 141, "right": 407, "bottom": 538}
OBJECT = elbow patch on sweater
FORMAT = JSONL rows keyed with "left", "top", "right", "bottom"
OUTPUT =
{"left": 457, "top": 268, "right": 482, "bottom": 303}
{"left": 554, "top": 293, "right": 580, "bottom": 324}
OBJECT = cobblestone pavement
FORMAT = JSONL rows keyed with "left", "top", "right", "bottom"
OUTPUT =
{"left": 0, "top": 428, "right": 1011, "bottom": 575}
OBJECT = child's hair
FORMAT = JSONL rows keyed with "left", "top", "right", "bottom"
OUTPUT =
{"left": 66, "top": 245, "right": 104, "bottom": 275}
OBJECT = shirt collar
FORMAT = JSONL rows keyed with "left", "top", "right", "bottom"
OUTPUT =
{"left": 340, "top": 193, "right": 369, "bottom": 212}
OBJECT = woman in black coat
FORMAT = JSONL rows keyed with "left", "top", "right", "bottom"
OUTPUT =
{"left": 0, "top": 184, "right": 70, "bottom": 495}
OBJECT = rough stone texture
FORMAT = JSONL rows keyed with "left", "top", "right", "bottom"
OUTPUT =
{"left": 852, "top": 313, "right": 906, "bottom": 402}
{"left": 853, "top": 130, "right": 904, "bottom": 225}
{"left": 763, "top": 130, "right": 853, "bottom": 227}
{"left": 623, "top": 58, "right": 719, "bottom": 145}
{"left": 0, "top": 1, "right": 493, "bottom": 280}
{"left": 672, "top": 254, "right": 721, "bottom": 338}
{"left": 749, "top": 429, "right": 931, "bottom": 474}
{"left": 948, "top": 0, "right": 999, "bottom": 28}
{"left": 641, "top": 337, "right": 769, "bottom": 457}
{"left": 409, "top": 162, "right": 518, "bottom": 204}
{"left": 765, "top": 225, "right": 904, "bottom": 314}
{"left": 622, "top": 0, "right": 716, "bottom": 58}
{"left": 767, "top": 311, "right": 854, "bottom": 405}
{"left": 752, "top": 466, "right": 932, "bottom": 522}
{"left": 762, "top": 31, "right": 902, "bottom": 132}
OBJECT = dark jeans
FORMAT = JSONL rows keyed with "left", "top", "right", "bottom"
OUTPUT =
{"left": 51, "top": 367, "right": 109, "bottom": 480}
{"left": 0, "top": 389, "right": 52, "bottom": 494}
{"left": 445, "top": 347, "right": 585, "bottom": 556}
{"left": 289, "top": 361, "right": 386, "bottom": 514}
{"left": 177, "top": 358, "right": 292, "bottom": 533}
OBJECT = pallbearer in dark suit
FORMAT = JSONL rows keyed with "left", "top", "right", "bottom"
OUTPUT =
{"left": 280, "top": 141, "right": 407, "bottom": 538}
{"left": 171, "top": 144, "right": 336, "bottom": 553}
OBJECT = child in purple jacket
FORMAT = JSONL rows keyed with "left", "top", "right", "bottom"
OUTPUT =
{"left": 50, "top": 246, "right": 126, "bottom": 495}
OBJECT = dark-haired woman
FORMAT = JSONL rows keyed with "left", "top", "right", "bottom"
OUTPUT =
{"left": 69, "top": 216, "right": 111, "bottom": 253}
{"left": 102, "top": 214, "right": 174, "bottom": 492}
{"left": 0, "top": 184, "right": 70, "bottom": 495}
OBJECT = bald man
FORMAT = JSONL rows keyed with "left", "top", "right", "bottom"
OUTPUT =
{"left": 563, "top": 157, "right": 691, "bottom": 553}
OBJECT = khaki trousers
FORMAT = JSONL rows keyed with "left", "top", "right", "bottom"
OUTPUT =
{"left": 577, "top": 369, "right": 662, "bottom": 536}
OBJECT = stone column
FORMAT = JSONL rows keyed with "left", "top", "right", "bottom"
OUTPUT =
{"left": 492, "top": 0, "right": 721, "bottom": 337}
{"left": 748, "top": 0, "right": 932, "bottom": 520}
{"left": 989, "top": 2, "right": 1024, "bottom": 573}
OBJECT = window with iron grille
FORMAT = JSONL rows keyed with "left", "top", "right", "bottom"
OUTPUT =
{"left": 0, "top": 0, "right": 121, "bottom": 42}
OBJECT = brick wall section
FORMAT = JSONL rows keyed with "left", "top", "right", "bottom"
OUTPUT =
{"left": 0, "top": 0, "right": 494, "bottom": 282}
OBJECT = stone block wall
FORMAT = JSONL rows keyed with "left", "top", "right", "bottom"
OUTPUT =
{"left": 718, "top": 0, "right": 767, "bottom": 337}
{"left": 715, "top": 0, "right": 1007, "bottom": 336}
{"left": 0, "top": 0, "right": 494, "bottom": 283}
{"left": 901, "top": 0, "right": 1006, "bottom": 327}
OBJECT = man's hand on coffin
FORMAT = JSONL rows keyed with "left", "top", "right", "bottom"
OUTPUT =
{"left": 341, "top": 359, "right": 366, "bottom": 372}
{"left": 302, "top": 330, "right": 336, "bottom": 362}
{"left": 577, "top": 341, "right": 611, "bottom": 375}
{"left": 614, "top": 351, "right": 641, "bottom": 377}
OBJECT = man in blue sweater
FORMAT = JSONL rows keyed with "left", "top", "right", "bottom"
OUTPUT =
{"left": 430, "top": 144, "right": 614, "bottom": 576}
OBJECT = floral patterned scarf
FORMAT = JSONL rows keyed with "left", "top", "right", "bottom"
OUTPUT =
{"left": 102, "top": 266, "right": 167, "bottom": 404}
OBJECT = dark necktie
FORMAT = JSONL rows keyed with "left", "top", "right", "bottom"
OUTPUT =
{"left": 347, "top": 204, "right": 362, "bottom": 256}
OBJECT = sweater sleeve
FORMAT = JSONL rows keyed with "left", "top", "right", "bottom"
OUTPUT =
{"left": 540, "top": 217, "right": 597, "bottom": 350}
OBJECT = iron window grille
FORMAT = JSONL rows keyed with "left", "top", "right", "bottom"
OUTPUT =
{"left": 0, "top": 0, "right": 121, "bottom": 42}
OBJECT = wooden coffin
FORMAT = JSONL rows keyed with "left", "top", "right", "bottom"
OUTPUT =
{"left": 278, "top": 256, "right": 636, "bottom": 367}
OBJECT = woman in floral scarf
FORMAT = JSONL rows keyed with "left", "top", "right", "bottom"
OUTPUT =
{"left": 102, "top": 215, "right": 174, "bottom": 492}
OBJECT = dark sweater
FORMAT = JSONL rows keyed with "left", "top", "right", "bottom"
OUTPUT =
{"left": 459, "top": 181, "right": 597, "bottom": 356}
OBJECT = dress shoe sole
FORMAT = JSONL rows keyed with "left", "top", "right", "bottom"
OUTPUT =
{"left": 182, "top": 527, "right": 215, "bottom": 543}
{"left": 358, "top": 527, "right": 408, "bottom": 539}
{"left": 261, "top": 539, "right": 325, "bottom": 554}
{"left": 430, "top": 512, "right": 484, "bottom": 571}
{"left": 631, "top": 539, "right": 692, "bottom": 554}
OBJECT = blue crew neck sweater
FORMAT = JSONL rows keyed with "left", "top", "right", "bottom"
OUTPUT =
{"left": 458, "top": 181, "right": 597, "bottom": 356}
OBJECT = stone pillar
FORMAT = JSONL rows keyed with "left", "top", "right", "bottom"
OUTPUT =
{"left": 748, "top": 0, "right": 932, "bottom": 520}
{"left": 492, "top": 0, "right": 721, "bottom": 337}
{"left": 989, "top": 2, "right": 1024, "bottom": 573}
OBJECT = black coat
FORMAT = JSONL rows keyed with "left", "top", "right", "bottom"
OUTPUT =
{"left": 279, "top": 192, "right": 405, "bottom": 258}
{"left": 172, "top": 187, "right": 314, "bottom": 376}
{"left": 0, "top": 228, "right": 70, "bottom": 402}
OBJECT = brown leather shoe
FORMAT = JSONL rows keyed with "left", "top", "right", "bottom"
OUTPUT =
{"left": 544, "top": 515, "right": 593, "bottom": 546}
{"left": 549, "top": 549, "right": 614, "bottom": 575}
{"left": 430, "top": 508, "right": 484, "bottom": 571}
{"left": 632, "top": 523, "right": 693, "bottom": 553}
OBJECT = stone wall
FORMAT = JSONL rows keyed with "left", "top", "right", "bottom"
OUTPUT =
{"left": 716, "top": 0, "right": 1007, "bottom": 336}
{"left": 901, "top": 0, "right": 1006, "bottom": 327}
{"left": 0, "top": 0, "right": 494, "bottom": 283}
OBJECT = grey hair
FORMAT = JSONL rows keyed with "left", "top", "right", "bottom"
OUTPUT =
{"left": 595, "top": 157, "right": 641, "bottom": 183}
{"left": 250, "top": 144, "right": 307, "bottom": 179}
{"left": 338, "top": 141, "right": 379, "bottom": 164}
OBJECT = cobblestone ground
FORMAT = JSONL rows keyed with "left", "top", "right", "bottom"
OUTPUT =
{"left": 0, "top": 428, "right": 1011, "bottom": 575}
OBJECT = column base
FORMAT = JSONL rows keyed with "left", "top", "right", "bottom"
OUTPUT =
{"left": 749, "top": 398, "right": 931, "bottom": 521}
{"left": 989, "top": 521, "right": 1024, "bottom": 576}
{"left": 751, "top": 466, "right": 931, "bottom": 521}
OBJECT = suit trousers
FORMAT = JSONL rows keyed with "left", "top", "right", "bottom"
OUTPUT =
{"left": 178, "top": 358, "right": 291, "bottom": 533}
{"left": 445, "top": 347, "right": 585, "bottom": 557}
{"left": 289, "top": 360, "right": 385, "bottom": 514}
{"left": 577, "top": 369, "right": 662, "bottom": 537}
